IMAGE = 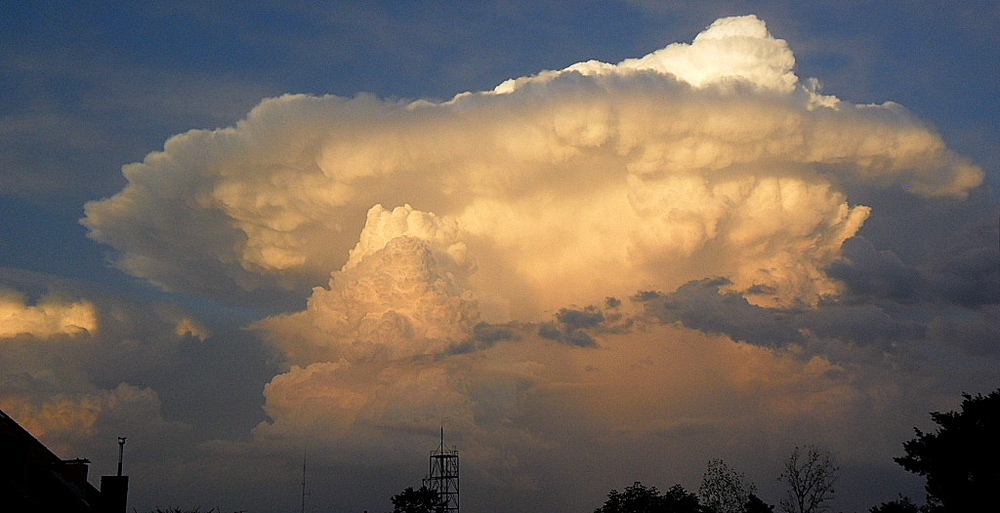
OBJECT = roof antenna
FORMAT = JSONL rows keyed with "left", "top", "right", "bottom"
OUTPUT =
{"left": 300, "top": 451, "right": 308, "bottom": 513}
{"left": 116, "top": 437, "right": 127, "bottom": 476}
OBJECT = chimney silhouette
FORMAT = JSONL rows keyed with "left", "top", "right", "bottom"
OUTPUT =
{"left": 60, "top": 458, "right": 91, "bottom": 493}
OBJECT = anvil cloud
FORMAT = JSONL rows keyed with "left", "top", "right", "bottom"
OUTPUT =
{"left": 83, "top": 16, "right": 980, "bottom": 314}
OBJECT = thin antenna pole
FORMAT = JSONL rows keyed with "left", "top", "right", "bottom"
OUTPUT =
{"left": 116, "top": 437, "right": 127, "bottom": 476}
{"left": 300, "top": 452, "right": 307, "bottom": 513}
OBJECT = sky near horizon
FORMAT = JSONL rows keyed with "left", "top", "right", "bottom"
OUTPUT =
{"left": 1, "top": 2, "right": 999, "bottom": 513}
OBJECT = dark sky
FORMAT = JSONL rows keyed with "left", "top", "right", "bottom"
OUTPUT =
{"left": 1, "top": 2, "right": 998, "bottom": 512}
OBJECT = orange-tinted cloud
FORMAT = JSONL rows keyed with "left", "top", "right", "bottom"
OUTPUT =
{"left": 71, "top": 14, "right": 996, "bottom": 513}
{"left": 0, "top": 288, "right": 97, "bottom": 339}
{"left": 82, "top": 15, "right": 980, "bottom": 313}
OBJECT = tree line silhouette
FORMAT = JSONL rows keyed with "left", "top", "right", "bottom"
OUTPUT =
{"left": 387, "top": 388, "right": 999, "bottom": 513}
{"left": 142, "top": 388, "right": 999, "bottom": 513}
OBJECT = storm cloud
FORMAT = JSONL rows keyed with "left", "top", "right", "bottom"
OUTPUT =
{"left": 13, "top": 13, "right": 992, "bottom": 513}
{"left": 83, "top": 15, "right": 980, "bottom": 315}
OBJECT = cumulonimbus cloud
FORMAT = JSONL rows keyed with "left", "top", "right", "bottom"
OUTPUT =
{"left": 82, "top": 14, "right": 980, "bottom": 316}
{"left": 246, "top": 18, "right": 987, "bottom": 491}
{"left": 72, "top": 15, "right": 997, "bottom": 510}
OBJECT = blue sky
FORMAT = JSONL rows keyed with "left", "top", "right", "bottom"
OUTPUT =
{"left": 1, "top": 2, "right": 998, "bottom": 513}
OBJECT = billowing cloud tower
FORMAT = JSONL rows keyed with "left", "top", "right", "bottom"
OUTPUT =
{"left": 78, "top": 15, "right": 993, "bottom": 510}
{"left": 83, "top": 15, "right": 980, "bottom": 315}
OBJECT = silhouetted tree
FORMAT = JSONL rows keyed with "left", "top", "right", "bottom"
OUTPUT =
{"left": 744, "top": 493, "right": 775, "bottom": 513}
{"left": 595, "top": 481, "right": 703, "bottom": 513}
{"left": 894, "top": 389, "right": 1000, "bottom": 513}
{"left": 868, "top": 495, "right": 921, "bottom": 513}
{"left": 390, "top": 485, "right": 447, "bottom": 513}
{"left": 777, "top": 446, "right": 838, "bottom": 513}
{"left": 698, "top": 459, "right": 756, "bottom": 513}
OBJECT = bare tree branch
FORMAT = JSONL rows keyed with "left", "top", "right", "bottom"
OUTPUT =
{"left": 778, "top": 446, "right": 838, "bottom": 513}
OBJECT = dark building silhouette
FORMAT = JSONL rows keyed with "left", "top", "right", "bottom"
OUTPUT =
{"left": 0, "top": 408, "right": 128, "bottom": 513}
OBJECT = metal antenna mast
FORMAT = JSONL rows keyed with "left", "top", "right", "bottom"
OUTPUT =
{"left": 423, "top": 427, "right": 459, "bottom": 513}
{"left": 116, "top": 437, "right": 127, "bottom": 476}
{"left": 300, "top": 452, "right": 308, "bottom": 513}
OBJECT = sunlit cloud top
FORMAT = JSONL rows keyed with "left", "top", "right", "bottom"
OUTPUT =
{"left": 83, "top": 15, "right": 980, "bottom": 321}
